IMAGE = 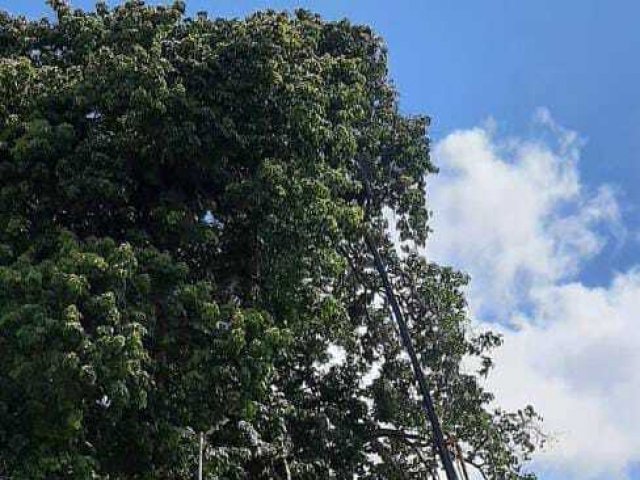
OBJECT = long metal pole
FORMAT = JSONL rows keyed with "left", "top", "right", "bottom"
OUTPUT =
{"left": 365, "top": 234, "right": 458, "bottom": 480}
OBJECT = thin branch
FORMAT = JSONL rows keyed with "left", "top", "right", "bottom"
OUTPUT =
{"left": 367, "top": 428, "right": 426, "bottom": 442}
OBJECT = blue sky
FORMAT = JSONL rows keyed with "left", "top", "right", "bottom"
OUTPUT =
{"left": 3, "top": 1, "right": 639, "bottom": 478}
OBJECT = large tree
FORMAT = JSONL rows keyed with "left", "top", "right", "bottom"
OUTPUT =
{"left": 0, "top": 2, "right": 543, "bottom": 478}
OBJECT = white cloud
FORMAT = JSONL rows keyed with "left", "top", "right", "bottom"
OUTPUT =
{"left": 490, "top": 274, "right": 640, "bottom": 478}
{"left": 428, "top": 117, "right": 622, "bottom": 320}
{"left": 426, "top": 111, "right": 638, "bottom": 478}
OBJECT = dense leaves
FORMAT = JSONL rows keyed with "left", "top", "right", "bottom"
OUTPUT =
{"left": 0, "top": 1, "right": 543, "bottom": 478}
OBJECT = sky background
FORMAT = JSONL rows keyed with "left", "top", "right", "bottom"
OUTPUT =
{"left": 3, "top": 1, "right": 639, "bottom": 478}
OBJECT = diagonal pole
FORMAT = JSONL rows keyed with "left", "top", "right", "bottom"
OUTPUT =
{"left": 365, "top": 234, "right": 458, "bottom": 480}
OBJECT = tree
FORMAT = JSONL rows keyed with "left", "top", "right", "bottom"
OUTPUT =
{"left": 0, "top": 1, "right": 544, "bottom": 478}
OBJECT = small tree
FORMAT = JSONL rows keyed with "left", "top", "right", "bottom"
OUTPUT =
{"left": 0, "top": 2, "right": 543, "bottom": 478}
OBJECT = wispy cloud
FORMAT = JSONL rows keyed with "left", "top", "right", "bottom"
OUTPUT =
{"left": 426, "top": 110, "right": 637, "bottom": 478}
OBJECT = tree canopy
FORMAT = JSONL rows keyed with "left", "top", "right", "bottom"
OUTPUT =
{"left": 0, "top": 1, "right": 543, "bottom": 478}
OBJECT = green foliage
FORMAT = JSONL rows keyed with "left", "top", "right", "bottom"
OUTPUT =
{"left": 0, "top": 232, "right": 284, "bottom": 477}
{"left": 0, "top": 1, "right": 543, "bottom": 478}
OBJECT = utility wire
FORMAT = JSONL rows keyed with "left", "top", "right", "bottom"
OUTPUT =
{"left": 364, "top": 233, "right": 458, "bottom": 480}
